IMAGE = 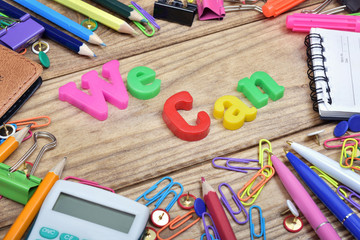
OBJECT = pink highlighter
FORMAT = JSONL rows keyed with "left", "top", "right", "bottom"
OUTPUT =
{"left": 271, "top": 154, "right": 341, "bottom": 240}
{"left": 286, "top": 13, "right": 360, "bottom": 32}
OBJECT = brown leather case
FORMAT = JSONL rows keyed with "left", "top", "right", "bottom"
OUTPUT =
{"left": 0, "top": 45, "right": 43, "bottom": 124}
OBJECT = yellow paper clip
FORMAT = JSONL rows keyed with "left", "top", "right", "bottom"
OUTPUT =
{"left": 157, "top": 209, "right": 200, "bottom": 240}
{"left": 259, "top": 139, "right": 273, "bottom": 170}
{"left": 310, "top": 165, "right": 348, "bottom": 200}
{"left": 237, "top": 165, "right": 275, "bottom": 203}
{"left": 129, "top": 5, "right": 155, "bottom": 37}
{"left": 340, "top": 138, "right": 358, "bottom": 168}
{"left": 7, "top": 116, "right": 51, "bottom": 130}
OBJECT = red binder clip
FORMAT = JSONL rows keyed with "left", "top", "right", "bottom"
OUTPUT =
{"left": 162, "top": 91, "right": 211, "bottom": 141}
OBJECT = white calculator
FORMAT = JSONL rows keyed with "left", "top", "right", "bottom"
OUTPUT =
{"left": 26, "top": 180, "right": 149, "bottom": 240}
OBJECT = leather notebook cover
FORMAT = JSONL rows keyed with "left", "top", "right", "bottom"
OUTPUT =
{"left": 0, "top": 45, "right": 43, "bottom": 124}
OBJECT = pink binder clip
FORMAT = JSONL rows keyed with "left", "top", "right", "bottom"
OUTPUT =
{"left": 198, "top": 0, "right": 226, "bottom": 20}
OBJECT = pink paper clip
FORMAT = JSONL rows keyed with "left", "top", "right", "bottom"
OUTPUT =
{"left": 323, "top": 134, "right": 360, "bottom": 149}
{"left": 198, "top": 0, "right": 226, "bottom": 20}
{"left": 64, "top": 176, "right": 115, "bottom": 193}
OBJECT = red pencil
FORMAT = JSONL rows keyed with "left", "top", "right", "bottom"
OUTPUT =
{"left": 201, "top": 177, "right": 236, "bottom": 240}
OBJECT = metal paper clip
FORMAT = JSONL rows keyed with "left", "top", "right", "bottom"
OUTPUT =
{"left": 154, "top": 182, "right": 184, "bottom": 212}
{"left": 212, "top": 157, "right": 260, "bottom": 173}
{"left": 224, "top": 4, "right": 263, "bottom": 13}
{"left": 337, "top": 185, "right": 360, "bottom": 211}
{"left": 157, "top": 209, "right": 200, "bottom": 240}
{"left": 323, "top": 134, "right": 360, "bottom": 149}
{"left": 301, "top": 0, "right": 333, "bottom": 13}
{"left": 64, "top": 176, "right": 115, "bottom": 193}
{"left": 131, "top": 1, "right": 160, "bottom": 29}
{"left": 249, "top": 205, "right": 266, "bottom": 240}
{"left": 238, "top": 165, "right": 275, "bottom": 203}
{"left": 310, "top": 166, "right": 347, "bottom": 200}
{"left": 9, "top": 131, "right": 57, "bottom": 175}
{"left": 7, "top": 116, "right": 51, "bottom": 130}
{"left": 219, "top": 182, "right": 249, "bottom": 224}
{"left": 129, "top": 5, "right": 155, "bottom": 37}
{"left": 340, "top": 138, "right": 358, "bottom": 168}
{"left": 202, "top": 212, "right": 220, "bottom": 240}
{"left": 136, "top": 177, "right": 173, "bottom": 202}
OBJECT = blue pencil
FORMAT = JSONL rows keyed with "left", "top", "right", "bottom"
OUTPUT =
{"left": 12, "top": 0, "right": 105, "bottom": 46}
{"left": 0, "top": 0, "right": 95, "bottom": 57}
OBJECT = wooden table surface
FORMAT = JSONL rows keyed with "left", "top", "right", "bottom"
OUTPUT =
{"left": 0, "top": 0, "right": 357, "bottom": 239}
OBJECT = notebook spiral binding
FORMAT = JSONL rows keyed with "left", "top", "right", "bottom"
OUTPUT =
{"left": 304, "top": 33, "right": 332, "bottom": 112}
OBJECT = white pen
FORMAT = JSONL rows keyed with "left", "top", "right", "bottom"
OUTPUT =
{"left": 289, "top": 141, "right": 360, "bottom": 195}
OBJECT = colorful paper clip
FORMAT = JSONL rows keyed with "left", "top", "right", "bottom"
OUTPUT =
{"left": 345, "top": 157, "right": 360, "bottom": 171}
{"left": 219, "top": 183, "right": 248, "bottom": 224}
{"left": 129, "top": 4, "right": 155, "bottom": 37}
{"left": 249, "top": 205, "right": 266, "bottom": 240}
{"left": 212, "top": 157, "right": 260, "bottom": 173}
{"left": 200, "top": 233, "right": 215, "bottom": 240}
{"left": 340, "top": 138, "right": 358, "bottom": 168}
{"left": 154, "top": 182, "right": 184, "bottom": 212}
{"left": 337, "top": 185, "right": 360, "bottom": 211}
{"left": 310, "top": 166, "right": 347, "bottom": 200}
{"left": 7, "top": 116, "right": 51, "bottom": 130}
{"left": 64, "top": 176, "right": 115, "bottom": 193}
{"left": 157, "top": 209, "right": 200, "bottom": 240}
{"left": 237, "top": 165, "right": 275, "bottom": 203}
{"left": 259, "top": 139, "right": 273, "bottom": 170}
{"left": 136, "top": 176, "right": 173, "bottom": 202}
{"left": 323, "top": 133, "right": 360, "bottom": 149}
{"left": 202, "top": 212, "right": 220, "bottom": 240}
{"left": 131, "top": 1, "right": 160, "bottom": 29}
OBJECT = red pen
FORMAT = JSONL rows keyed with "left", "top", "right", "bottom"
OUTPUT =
{"left": 262, "top": 0, "right": 306, "bottom": 17}
{"left": 201, "top": 177, "right": 236, "bottom": 240}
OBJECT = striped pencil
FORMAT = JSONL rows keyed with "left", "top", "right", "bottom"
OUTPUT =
{"left": 0, "top": 0, "right": 95, "bottom": 57}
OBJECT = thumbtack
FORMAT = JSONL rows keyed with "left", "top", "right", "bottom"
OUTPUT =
{"left": 150, "top": 208, "right": 170, "bottom": 228}
{"left": 307, "top": 129, "right": 324, "bottom": 146}
{"left": 178, "top": 192, "right": 196, "bottom": 210}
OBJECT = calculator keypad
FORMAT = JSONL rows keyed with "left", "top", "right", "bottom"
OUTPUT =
{"left": 38, "top": 227, "right": 80, "bottom": 240}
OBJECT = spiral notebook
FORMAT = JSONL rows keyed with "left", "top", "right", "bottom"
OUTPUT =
{"left": 305, "top": 28, "right": 360, "bottom": 120}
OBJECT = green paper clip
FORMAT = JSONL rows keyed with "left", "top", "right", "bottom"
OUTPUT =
{"left": 0, "top": 163, "right": 42, "bottom": 205}
{"left": 129, "top": 5, "right": 155, "bottom": 37}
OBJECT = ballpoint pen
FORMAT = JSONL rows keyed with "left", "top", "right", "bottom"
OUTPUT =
{"left": 286, "top": 150, "right": 360, "bottom": 240}
{"left": 289, "top": 141, "right": 360, "bottom": 195}
{"left": 271, "top": 153, "right": 340, "bottom": 239}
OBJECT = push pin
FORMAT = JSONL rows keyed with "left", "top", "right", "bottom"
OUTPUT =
{"left": 81, "top": 18, "right": 98, "bottom": 31}
{"left": 178, "top": 192, "right": 196, "bottom": 210}
{"left": 150, "top": 208, "right": 170, "bottom": 228}
{"left": 281, "top": 200, "right": 303, "bottom": 233}
{"left": 0, "top": 124, "right": 16, "bottom": 140}
{"left": 307, "top": 129, "right": 324, "bottom": 146}
{"left": 17, "top": 161, "right": 33, "bottom": 177}
{"left": 32, "top": 40, "right": 50, "bottom": 68}
{"left": 141, "top": 227, "right": 157, "bottom": 240}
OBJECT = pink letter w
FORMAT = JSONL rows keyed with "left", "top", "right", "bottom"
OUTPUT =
{"left": 59, "top": 60, "right": 129, "bottom": 121}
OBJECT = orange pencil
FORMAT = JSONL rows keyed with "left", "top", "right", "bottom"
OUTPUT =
{"left": 4, "top": 157, "right": 66, "bottom": 240}
{"left": 0, "top": 124, "right": 31, "bottom": 163}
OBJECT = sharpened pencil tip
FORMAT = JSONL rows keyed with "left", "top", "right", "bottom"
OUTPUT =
{"left": 141, "top": 19, "right": 148, "bottom": 23}
{"left": 101, "top": 43, "right": 106, "bottom": 47}
{"left": 93, "top": 54, "right": 97, "bottom": 57}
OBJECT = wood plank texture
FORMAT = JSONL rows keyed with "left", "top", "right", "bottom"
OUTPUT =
{"left": 0, "top": 0, "right": 356, "bottom": 239}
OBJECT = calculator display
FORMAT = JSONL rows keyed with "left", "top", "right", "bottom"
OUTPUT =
{"left": 53, "top": 193, "right": 135, "bottom": 233}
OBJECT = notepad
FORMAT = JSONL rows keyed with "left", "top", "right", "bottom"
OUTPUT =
{"left": 306, "top": 28, "right": 360, "bottom": 120}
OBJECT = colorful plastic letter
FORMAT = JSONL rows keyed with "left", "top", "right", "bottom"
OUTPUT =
{"left": 237, "top": 71, "right": 285, "bottom": 109}
{"left": 162, "top": 91, "right": 211, "bottom": 141}
{"left": 127, "top": 66, "right": 161, "bottom": 100}
{"left": 213, "top": 95, "right": 257, "bottom": 130}
{"left": 58, "top": 60, "right": 129, "bottom": 121}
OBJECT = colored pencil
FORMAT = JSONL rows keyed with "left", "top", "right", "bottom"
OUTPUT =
{"left": 0, "top": 125, "right": 30, "bottom": 163}
{"left": 4, "top": 157, "right": 66, "bottom": 240}
{"left": 51, "top": 0, "right": 137, "bottom": 35}
{"left": 0, "top": 0, "right": 95, "bottom": 57}
{"left": 89, "top": 0, "right": 147, "bottom": 23}
{"left": 12, "top": 0, "right": 106, "bottom": 46}
{"left": 201, "top": 177, "right": 237, "bottom": 240}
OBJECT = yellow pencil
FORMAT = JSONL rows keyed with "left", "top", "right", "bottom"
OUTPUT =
{"left": 4, "top": 157, "right": 66, "bottom": 240}
{"left": 52, "top": 0, "right": 137, "bottom": 35}
{"left": 0, "top": 124, "right": 31, "bottom": 163}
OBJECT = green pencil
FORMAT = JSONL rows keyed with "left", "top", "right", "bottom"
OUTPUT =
{"left": 90, "top": 0, "right": 147, "bottom": 23}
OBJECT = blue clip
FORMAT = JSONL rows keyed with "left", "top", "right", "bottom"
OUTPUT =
{"left": 249, "top": 205, "right": 266, "bottom": 240}
{"left": 200, "top": 233, "right": 215, "bottom": 240}
{"left": 154, "top": 182, "right": 184, "bottom": 212}
{"left": 135, "top": 176, "right": 173, "bottom": 202}
{"left": 219, "top": 182, "right": 248, "bottom": 225}
{"left": 202, "top": 212, "right": 220, "bottom": 240}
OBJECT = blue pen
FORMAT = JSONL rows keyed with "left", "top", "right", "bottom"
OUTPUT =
{"left": 12, "top": 0, "right": 105, "bottom": 46}
{"left": 286, "top": 151, "right": 360, "bottom": 240}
